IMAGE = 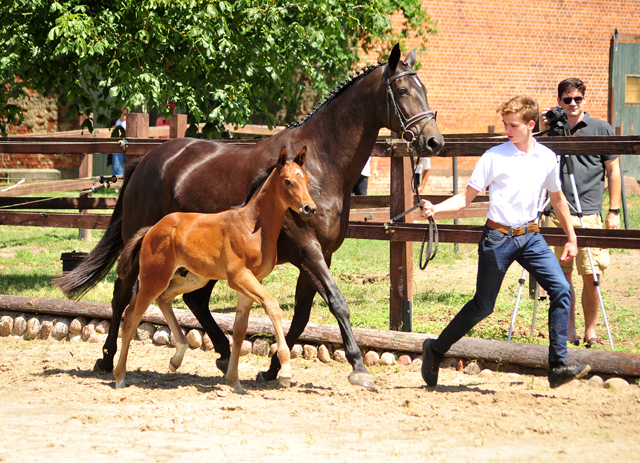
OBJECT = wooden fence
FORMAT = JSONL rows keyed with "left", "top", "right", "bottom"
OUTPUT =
{"left": 2, "top": 113, "right": 640, "bottom": 331}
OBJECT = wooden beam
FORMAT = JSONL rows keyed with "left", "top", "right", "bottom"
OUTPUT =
{"left": 0, "top": 211, "right": 111, "bottom": 229}
{"left": 0, "top": 179, "right": 96, "bottom": 197}
{"left": 1, "top": 295, "right": 638, "bottom": 377}
{"left": 0, "top": 197, "right": 117, "bottom": 210}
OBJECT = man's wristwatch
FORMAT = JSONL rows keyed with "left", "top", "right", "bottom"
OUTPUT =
{"left": 608, "top": 208, "right": 621, "bottom": 215}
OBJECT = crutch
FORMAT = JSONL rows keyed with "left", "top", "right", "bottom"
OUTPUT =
{"left": 562, "top": 154, "right": 615, "bottom": 349}
{"left": 507, "top": 190, "right": 550, "bottom": 341}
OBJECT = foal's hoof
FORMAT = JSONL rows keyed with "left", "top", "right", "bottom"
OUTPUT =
{"left": 216, "top": 358, "right": 229, "bottom": 375}
{"left": 94, "top": 358, "right": 114, "bottom": 373}
{"left": 169, "top": 361, "right": 179, "bottom": 373}
{"left": 115, "top": 379, "right": 126, "bottom": 389}
{"left": 348, "top": 371, "right": 376, "bottom": 389}
{"left": 277, "top": 377, "right": 291, "bottom": 388}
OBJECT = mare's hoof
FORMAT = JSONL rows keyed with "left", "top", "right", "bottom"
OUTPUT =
{"left": 277, "top": 377, "right": 291, "bottom": 388}
{"left": 348, "top": 371, "right": 376, "bottom": 389}
{"left": 94, "top": 358, "right": 114, "bottom": 373}
{"left": 216, "top": 358, "right": 229, "bottom": 375}
{"left": 256, "top": 370, "right": 276, "bottom": 384}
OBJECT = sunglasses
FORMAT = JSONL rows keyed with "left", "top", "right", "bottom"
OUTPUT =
{"left": 562, "top": 96, "right": 584, "bottom": 105}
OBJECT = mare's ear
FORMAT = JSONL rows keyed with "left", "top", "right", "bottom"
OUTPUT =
{"left": 405, "top": 49, "right": 416, "bottom": 69}
{"left": 388, "top": 43, "right": 401, "bottom": 73}
{"left": 293, "top": 146, "right": 307, "bottom": 167}
{"left": 278, "top": 147, "right": 288, "bottom": 168}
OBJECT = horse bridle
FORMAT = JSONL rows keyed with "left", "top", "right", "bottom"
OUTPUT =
{"left": 383, "top": 65, "right": 437, "bottom": 143}
{"left": 383, "top": 64, "right": 439, "bottom": 269}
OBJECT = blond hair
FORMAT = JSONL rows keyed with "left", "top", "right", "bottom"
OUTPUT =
{"left": 497, "top": 95, "right": 539, "bottom": 124}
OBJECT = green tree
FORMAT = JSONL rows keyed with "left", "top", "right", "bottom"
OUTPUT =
{"left": 0, "top": 0, "right": 437, "bottom": 137}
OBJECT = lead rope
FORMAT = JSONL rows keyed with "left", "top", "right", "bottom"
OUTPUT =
{"left": 405, "top": 140, "right": 438, "bottom": 270}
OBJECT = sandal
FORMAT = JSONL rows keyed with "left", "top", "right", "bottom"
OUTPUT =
{"left": 584, "top": 337, "right": 605, "bottom": 348}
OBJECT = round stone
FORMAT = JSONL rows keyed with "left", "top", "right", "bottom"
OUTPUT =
{"left": 333, "top": 349, "right": 348, "bottom": 363}
{"left": 252, "top": 338, "right": 270, "bottom": 356}
{"left": 95, "top": 320, "right": 110, "bottom": 335}
{"left": 604, "top": 377, "right": 630, "bottom": 391}
{"left": 240, "top": 339, "right": 252, "bottom": 356}
{"left": 186, "top": 329, "right": 203, "bottom": 348}
{"left": 26, "top": 317, "right": 41, "bottom": 340}
{"left": 202, "top": 333, "right": 214, "bottom": 351}
{"left": 69, "top": 317, "right": 87, "bottom": 335}
{"left": 0, "top": 315, "right": 13, "bottom": 337}
{"left": 397, "top": 354, "right": 412, "bottom": 366}
{"left": 136, "top": 322, "right": 156, "bottom": 341}
{"left": 153, "top": 327, "right": 171, "bottom": 346}
{"left": 39, "top": 320, "right": 53, "bottom": 340}
{"left": 364, "top": 350, "right": 379, "bottom": 367}
{"left": 380, "top": 352, "right": 395, "bottom": 366}
{"left": 464, "top": 362, "right": 482, "bottom": 376}
{"left": 317, "top": 345, "right": 332, "bottom": 363}
{"left": 290, "top": 344, "right": 303, "bottom": 359}
{"left": 51, "top": 319, "right": 70, "bottom": 340}
{"left": 81, "top": 319, "right": 98, "bottom": 342}
{"left": 12, "top": 315, "right": 27, "bottom": 337}
{"left": 303, "top": 344, "right": 317, "bottom": 360}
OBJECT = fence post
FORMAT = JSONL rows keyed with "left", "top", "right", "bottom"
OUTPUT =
{"left": 389, "top": 154, "right": 414, "bottom": 331}
{"left": 77, "top": 153, "right": 93, "bottom": 241}
{"left": 125, "top": 113, "right": 149, "bottom": 166}
{"left": 170, "top": 114, "right": 187, "bottom": 139}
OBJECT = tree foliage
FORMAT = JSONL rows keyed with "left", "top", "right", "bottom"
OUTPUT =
{"left": 0, "top": 0, "right": 437, "bottom": 137}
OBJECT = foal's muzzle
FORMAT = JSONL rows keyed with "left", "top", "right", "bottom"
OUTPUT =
{"left": 298, "top": 202, "right": 317, "bottom": 220}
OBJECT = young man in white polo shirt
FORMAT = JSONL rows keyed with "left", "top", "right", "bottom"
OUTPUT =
{"left": 419, "top": 95, "right": 591, "bottom": 389}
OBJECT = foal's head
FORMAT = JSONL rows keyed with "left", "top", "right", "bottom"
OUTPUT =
{"left": 275, "top": 146, "right": 316, "bottom": 220}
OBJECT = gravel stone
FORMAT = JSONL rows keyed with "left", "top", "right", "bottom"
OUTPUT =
{"left": 12, "top": 315, "right": 27, "bottom": 337}
{"left": 464, "top": 362, "right": 482, "bottom": 376}
{"left": 380, "top": 352, "right": 395, "bottom": 366}
{"left": 303, "top": 344, "right": 317, "bottom": 360}
{"left": 186, "top": 329, "right": 204, "bottom": 348}
{"left": 26, "top": 317, "right": 41, "bottom": 340}
{"left": 153, "top": 327, "right": 171, "bottom": 346}
{"left": 290, "top": 344, "right": 303, "bottom": 359}
{"left": 69, "top": 317, "right": 87, "bottom": 335}
{"left": 39, "top": 320, "right": 53, "bottom": 340}
{"left": 95, "top": 320, "right": 110, "bottom": 335}
{"left": 136, "top": 322, "right": 156, "bottom": 341}
{"left": 333, "top": 349, "right": 348, "bottom": 363}
{"left": 251, "top": 338, "right": 270, "bottom": 356}
{"left": 364, "top": 351, "right": 379, "bottom": 367}
{"left": 0, "top": 315, "right": 13, "bottom": 337}
{"left": 604, "top": 377, "right": 630, "bottom": 391}
{"left": 52, "top": 319, "right": 70, "bottom": 340}
{"left": 317, "top": 345, "right": 331, "bottom": 363}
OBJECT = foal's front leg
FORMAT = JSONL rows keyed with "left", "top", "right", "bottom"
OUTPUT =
{"left": 226, "top": 293, "right": 252, "bottom": 394}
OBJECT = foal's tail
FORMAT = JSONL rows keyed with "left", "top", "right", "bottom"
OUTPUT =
{"left": 116, "top": 226, "right": 151, "bottom": 280}
{"left": 54, "top": 159, "right": 141, "bottom": 300}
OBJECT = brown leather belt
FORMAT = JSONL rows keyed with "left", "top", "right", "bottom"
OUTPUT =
{"left": 486, "top": 219, "right": 539, "bottom": 236}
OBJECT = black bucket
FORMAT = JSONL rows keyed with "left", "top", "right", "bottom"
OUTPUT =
{"left": 61, "top": 251, "right": 88, "bottom": 273}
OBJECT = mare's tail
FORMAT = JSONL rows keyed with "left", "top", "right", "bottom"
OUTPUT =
{"left": 54, "top": 159, "right": 141, "bottom": 300}
{"left": 115, "top": 226, "right": 151, "bottom": 280}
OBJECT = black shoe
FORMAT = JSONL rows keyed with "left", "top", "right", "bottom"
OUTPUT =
{"left": 421, "top": 339, "right": 444, "bottom": 387}
{"left": 548, "top": 364, "right": 591, "bottom": 388}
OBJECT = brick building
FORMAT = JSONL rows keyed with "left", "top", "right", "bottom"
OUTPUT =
{"left": 364, "top": 0, "right": 640, "bottom": 194}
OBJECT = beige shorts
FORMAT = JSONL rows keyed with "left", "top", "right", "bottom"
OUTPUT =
{"left": 549, "top": 213, "right": 609, "bottom": 276}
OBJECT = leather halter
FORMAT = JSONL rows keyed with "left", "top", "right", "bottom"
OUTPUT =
{"left": 383, "top": 65, "right": 436, "bottom": 143}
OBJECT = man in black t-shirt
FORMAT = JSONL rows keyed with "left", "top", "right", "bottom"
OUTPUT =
{"left": 543, "top": 78, "right": 621, "bottom": 348}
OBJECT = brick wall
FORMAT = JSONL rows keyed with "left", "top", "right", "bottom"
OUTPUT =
{"left": 364, "top": 0, "right": 640, "bottom": 195}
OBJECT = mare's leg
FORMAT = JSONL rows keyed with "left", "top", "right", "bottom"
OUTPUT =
{"left": 226, "top": 293, "right": 251, "bottom": 394}
{"left": 182, "top": 280, "right": 231, "bottom": 374}
{"left": 96, "top": 265, "right": 139, "bottom": 373}
{"left": 260, "top": 252, "right": 373, "bottom": 388}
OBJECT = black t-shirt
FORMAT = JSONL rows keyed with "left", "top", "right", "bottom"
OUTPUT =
{"left": 559, "top": 113, "right": 617, "bottom": 215}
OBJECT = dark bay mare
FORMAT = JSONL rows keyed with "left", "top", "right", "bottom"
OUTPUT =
{"left": 56, "top": 44, "right": 444, "bottom": 388}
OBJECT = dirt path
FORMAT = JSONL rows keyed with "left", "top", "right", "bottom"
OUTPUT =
{"left": 1, "top": 337, "right": 639, "bottom": 462}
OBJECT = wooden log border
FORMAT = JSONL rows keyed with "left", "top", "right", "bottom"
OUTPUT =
{"left": 1, "top": 295, "right": 638, "bottom": 378}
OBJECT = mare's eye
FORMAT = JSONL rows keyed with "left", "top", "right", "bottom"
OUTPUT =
{"left": 284, "top": 179, "right": 292, "bottom": 186}
{"left": 399, "top": 87, "right": 409, "bottom": 95}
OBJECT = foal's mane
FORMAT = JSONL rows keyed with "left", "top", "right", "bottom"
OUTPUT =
{"left": 285, "top": 61, "right": 386, "bottom": 129}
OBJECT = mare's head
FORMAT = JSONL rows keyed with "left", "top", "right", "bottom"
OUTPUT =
{"left": 384, "top": 44, "right": 444, "bottom": 156}
{"left": 276, "top": 146, "right": 316, "bottom": 220}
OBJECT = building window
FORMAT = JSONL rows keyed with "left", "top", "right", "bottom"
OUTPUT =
{"left": 626, "top": 75, "right": 640, "bottom": 104}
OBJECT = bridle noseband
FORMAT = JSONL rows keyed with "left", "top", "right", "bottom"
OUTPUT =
{"left": 383, "top": 65, "right": 437, "bottom": 143}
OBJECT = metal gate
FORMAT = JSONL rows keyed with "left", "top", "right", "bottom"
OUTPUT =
{"left": 609, "top": 29, "right": 640, "bottom": 180}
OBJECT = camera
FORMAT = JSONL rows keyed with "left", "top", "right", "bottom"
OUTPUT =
{"left": 545, "top": 106, "right": 570, "bottom": 137}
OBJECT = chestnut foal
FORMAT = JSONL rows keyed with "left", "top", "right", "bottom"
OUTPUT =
{"left": 114, "top": 147, "right": 316, "bottom": 393}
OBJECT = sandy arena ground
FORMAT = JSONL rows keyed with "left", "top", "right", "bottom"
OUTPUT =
{"left": 1, "top": 336, "right": 639, "bottom": 463}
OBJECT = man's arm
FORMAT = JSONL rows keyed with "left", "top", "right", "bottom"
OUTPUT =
{"left": 549, "top": 189, "right": 578, "bottom": 262}
{"left": 604, "top": 157, "right": 622, "bottom": 230}
{"left": 420, "top": 185, "right": 480, "bottom": 219}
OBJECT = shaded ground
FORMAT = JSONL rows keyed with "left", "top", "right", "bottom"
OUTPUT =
{"left": 1, "top": 337, "right": 639, "bottom": 462}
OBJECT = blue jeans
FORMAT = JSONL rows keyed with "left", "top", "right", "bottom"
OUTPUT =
{"left": 112, "top": 153, "right": 125, "bottom": 176}
{"left": 433, "top": 225, "right": 571, "bottom": 368}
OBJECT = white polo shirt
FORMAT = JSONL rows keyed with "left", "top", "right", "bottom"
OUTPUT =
{"left": 468, "top": 140, "right": 561, "bottom": 227}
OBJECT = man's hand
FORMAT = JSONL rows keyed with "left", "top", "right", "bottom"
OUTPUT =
{"left": 419, "top": 199, "right": 435, "bottom": 218}
{"left": 605, "top": 211, "right": 621, "bottom": 230}
{"left": 559, "top": 239, "right": 578, "bottom": 263}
